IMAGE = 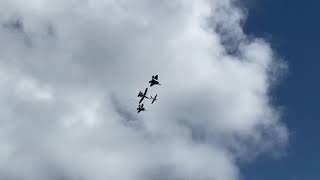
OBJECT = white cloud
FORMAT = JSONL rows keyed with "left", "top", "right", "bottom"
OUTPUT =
{"left": 0, "top": 0, "right": 288, "bottom": 180}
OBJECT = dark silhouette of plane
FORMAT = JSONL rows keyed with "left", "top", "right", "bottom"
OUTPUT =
{"left": 149, "top": 75, "right": 161, "bottom": 87}
{"left": 137, "top": 103, "right": 146, "bottom": 113}
{"left": 138, "top": 88, "right": 149, "bottom": 104}
{"left": 150, "top": 94, "right": 157, "bottom": 104}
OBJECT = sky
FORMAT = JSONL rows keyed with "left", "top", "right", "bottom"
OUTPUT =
{"left": 0, "top": 0, "right": 316, "bottom": 180}
{"left": 242, "top": 1, "right": 320, "bottom": 180}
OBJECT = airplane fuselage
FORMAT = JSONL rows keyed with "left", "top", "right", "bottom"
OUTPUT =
{"left": 149, "top": 79, "right": 161, "bottom": 87}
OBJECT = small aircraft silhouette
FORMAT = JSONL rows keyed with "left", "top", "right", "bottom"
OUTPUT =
{"left": 150, "top": 94, "right": 157, "bottom": 104}
{"left": 138, "top": 88, "right": 149, "bottom": 104}
{"left": 137, "top": 103, "right": 146, "bottom": 113}
{"left": 149, "top": 75, "right": 161, "bottom": 87}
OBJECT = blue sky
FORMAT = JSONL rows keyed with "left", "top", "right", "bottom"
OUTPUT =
{"left": 243, "top": 0, "right": 320, "bottom": 179}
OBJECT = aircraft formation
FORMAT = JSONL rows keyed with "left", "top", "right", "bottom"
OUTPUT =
{"left": 137, "top": 75, "right": 161, "bottom": 113}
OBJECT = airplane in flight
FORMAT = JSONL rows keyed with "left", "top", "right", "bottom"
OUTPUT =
{"left": 137, "top": 103, "right": 146, "bottom": 113}
{"left": 149, "top": 75, "right": 161, "bottom": 87}
{"left": 150, "top": 94, "right": 157, "bottom": 104}
{"left": 138, "top": 88, "right": 149, "bottom": 104}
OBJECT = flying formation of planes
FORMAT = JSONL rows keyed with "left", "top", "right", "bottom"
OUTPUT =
{"left": 137, "top": 75, "right": 161, "bottom": 113}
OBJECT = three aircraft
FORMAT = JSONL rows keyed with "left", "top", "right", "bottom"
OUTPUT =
{"left": 137, "top": 75, "right": 161, "bottom": 113}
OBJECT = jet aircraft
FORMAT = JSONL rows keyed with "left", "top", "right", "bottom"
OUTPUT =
{"left": 138, "top": 88, "right": 149, "bottom": 104}
{"left": 149, "top": 75, "right": 161, "bottom": 87}
{"left": 150, "top": 94, "right": 158, "bottom": 104}
{"left": 137, "top": 103, "right": 146, "bottom": 113}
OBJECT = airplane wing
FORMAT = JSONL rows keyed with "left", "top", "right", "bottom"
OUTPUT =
{"left": 139, "top": 97, "right": 144, "bottom": 104}
{"left": 149, "top": 80, "right": 155, "bottom": 87}
{"left": 151, "top": 95, "right": 157, "bottom": 104}
{"left": 155, "top": 75, "right": 158, "bottom": 80}
{"left": 143, "top": 88, "right": 148, "bottom": 96}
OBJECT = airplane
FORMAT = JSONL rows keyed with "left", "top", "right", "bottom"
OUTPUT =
{"left": 150, "top": 94, "right": 157, "bottom": 104}
{"left": 137, "top": 103, "right": 146, "bottom": 113}
{"left": 149, "top": 75, "right": 161, "bottom": 87}
{"left": 138, "top": 88, "right": 149, "bottom": 104}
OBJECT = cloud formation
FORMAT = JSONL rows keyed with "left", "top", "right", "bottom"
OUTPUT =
{"left": 0, "top": 0, "right": 288, "bottom": 180}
